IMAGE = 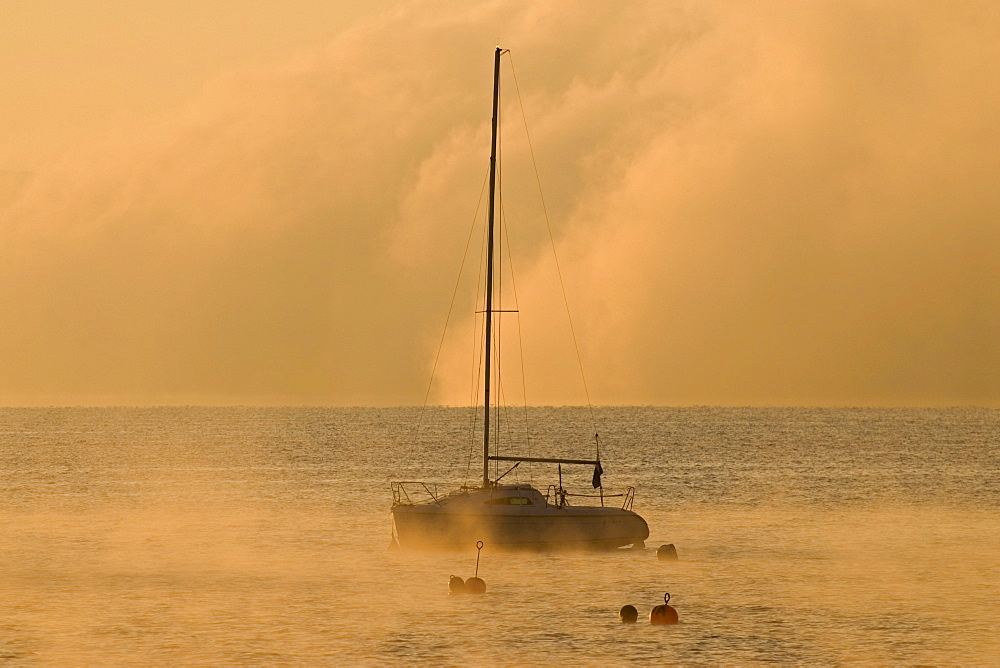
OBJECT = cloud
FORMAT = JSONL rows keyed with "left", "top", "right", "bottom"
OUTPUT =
{"left": 1, "top": 0, "right": 997, "bottom": 406}
{"left": 472, "top": 0, "right": 1000, "bottom": 407}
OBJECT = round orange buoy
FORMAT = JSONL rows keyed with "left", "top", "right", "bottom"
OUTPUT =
{"left": 649, "top": 592, "right": 679, "bottom": 625}
{"left": 465, "top": 576, "right": 486, "bottom": 594}
{"left": 656, "top": 544, "right": 678, "bottom": 561}
{"left": 619, "top": 605, "right": 638, "bottom": 623}
{"left": 449, "top": 575, "right": 466, "bottom": 594}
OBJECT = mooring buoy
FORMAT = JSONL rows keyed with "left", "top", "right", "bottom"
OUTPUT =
{"left": 465, "top": 540, "right": 487, "bottom": 594}
{"left": 656, "top": 543, "right": 678, "bottom": 561}
{"left": 449, "top": 575, "right": 466, "bottom": 594}
{"left": 619, "top": 604, "right": 638, "bottom": 623}
{"left": 649, "top": 592, "right": 679, "bottom": 625}
{"left": 465, "top": 576, "right": 486, "bottom": 594}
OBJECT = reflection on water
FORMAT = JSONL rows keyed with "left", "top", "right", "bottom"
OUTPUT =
{"left": 1, "top": 407, "right": 998, "bottom": 662}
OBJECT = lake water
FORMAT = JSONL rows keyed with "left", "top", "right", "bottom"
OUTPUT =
{"left": 1, "top": 406, "right": 998, "bottom": 663}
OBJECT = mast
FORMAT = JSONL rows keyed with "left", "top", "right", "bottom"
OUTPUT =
{"left": 484, "top": 46, "right": 503, "bottom": 489}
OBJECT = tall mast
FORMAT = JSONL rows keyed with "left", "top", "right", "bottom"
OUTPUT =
{"left": 484, "top": 46, "right": 503, "bottom": 489}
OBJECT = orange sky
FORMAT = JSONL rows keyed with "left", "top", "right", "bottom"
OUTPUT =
{"left": 1, "top": 0, "right": 997, "bottom": 406}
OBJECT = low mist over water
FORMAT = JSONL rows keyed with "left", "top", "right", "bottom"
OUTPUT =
{"left": 2, "top": 406, "right": 997, "bottom": 662}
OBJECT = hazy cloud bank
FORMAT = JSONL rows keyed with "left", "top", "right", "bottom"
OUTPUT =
{"left": 1, "top": 0, "right": 997, "bottom": 406}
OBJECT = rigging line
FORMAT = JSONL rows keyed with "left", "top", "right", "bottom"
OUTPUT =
{"left": 493, "top": 296, "right": 501, "bottom": 483}
{"left": 495, "top": 354, "right": 504, "bottom": 468}
{"left": 415, "top": 167, "right": 490, "bottom": 474}
{"left": 495, "top": 364, "right": 518, "bottom": 481}
{"left": 465, "top": 206, "right": 490, "bottom": 486}
{"left": 508, "top": 52, "right": 598, "bottom": 437}
{"left": 499, "top": 197, "right": 533, "bottom": 484}
{"left": 492, "top": 304, "right": 523, "bottom": 486}
{"left": 494, "top": 333, "right": 523, "bottom": 483}
{"left": 417, "top": 168, "right": 489, "bottom": 412}
{"left": 494, "top": 83, "right": 504, "bottom": 484}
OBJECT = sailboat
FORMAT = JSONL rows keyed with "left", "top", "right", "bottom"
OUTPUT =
{"left": 390, "top": 47, "right": 649, "bottom": 550}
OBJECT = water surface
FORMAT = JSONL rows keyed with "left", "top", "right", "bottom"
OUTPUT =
{"left": 1, "top": 407, "right": 997, "bottom": 663}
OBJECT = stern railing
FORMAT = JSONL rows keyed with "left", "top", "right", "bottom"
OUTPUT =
{"left": 543, "top": 484, "right": 637, "bottom": 510}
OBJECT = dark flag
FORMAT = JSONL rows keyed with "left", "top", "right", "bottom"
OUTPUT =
{"left": 592, "top": 461, "right": 604, "bottom": 488}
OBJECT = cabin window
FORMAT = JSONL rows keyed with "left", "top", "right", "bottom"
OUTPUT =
{"left": 485, "top": 496, "right": 533, "bottom": 505}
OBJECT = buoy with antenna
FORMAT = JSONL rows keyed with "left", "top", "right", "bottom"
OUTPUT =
{"left": 465, "top": 541, "right": 487, "bottom": 594}
{"left": 649, "top": 592, "right": 679, "bottom": 625}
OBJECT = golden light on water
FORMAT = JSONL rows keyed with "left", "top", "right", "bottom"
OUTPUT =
{"left": 2, "top": 407, "right": 998, "bottom": 662}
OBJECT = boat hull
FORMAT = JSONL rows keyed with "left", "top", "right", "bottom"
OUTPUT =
{"left": 391, "top": 486, "right": 649, "bottom": 550}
